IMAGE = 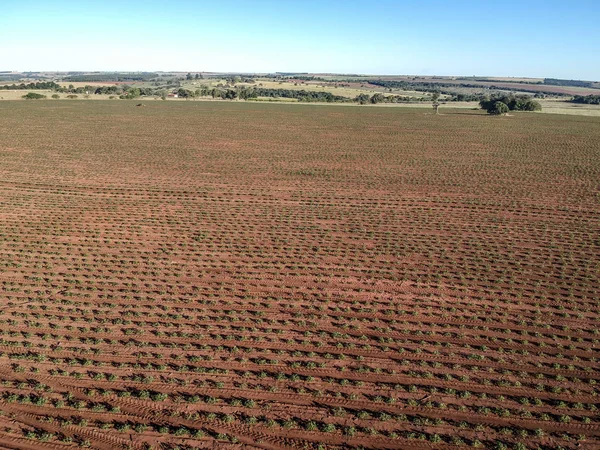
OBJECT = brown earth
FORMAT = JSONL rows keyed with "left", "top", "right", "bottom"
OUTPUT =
{"left": 0, "top": 101, "right": 598, "bottom": 449}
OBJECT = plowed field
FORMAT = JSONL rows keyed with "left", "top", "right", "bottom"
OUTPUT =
{"left": 0, "top": 101, "right": 598, "bottom": 450}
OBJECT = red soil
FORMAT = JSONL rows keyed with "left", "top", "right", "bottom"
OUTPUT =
{"left": 0, "top": 101, "right": 597, "bottom": 449}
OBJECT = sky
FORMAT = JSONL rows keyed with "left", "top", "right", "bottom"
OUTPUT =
{"left": 2, "top": 0, "right": 599, "bottom": 80}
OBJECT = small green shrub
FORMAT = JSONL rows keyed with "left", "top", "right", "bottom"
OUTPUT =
{"left": 22, "top": 92, "right": 47, "bottom": 100}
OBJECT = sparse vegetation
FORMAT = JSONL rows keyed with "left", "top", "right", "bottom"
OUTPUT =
{"left": 0, "top": 101, "right": 597, "bottom": 449}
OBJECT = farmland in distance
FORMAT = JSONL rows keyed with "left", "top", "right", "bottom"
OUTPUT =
{"left": 0, "top": 101, "right": 599, "bottom": 450}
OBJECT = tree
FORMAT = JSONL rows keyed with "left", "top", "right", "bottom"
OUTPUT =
{"left": 223, "top": 89, "right": 238, "bottom": 100}
{"left": 432, "top": 92, "right": 440, "bottom": 114}
{"left": 509, "top": 96, "right": 541, "bottom": 111}
{"left": 186, "top": 72, "right": 193, "bottom": 80}
{"left": 155, "top": 89, "right": 167, "bottom": 100}
{"left": 370, "top": 93, "right": 386, "bottom": 104}
{"left": 236, "top": 87, "right": 253, "bottom": 100}
{"left": 177, "top": 88, "right": 193, "bottom": 98}
{"left": 480, "top": 94, "right": 541, "bottom": 113}
{"left": 355, "top": 93, "right": 370, "bottom": 105}
{"left": 488, "top": 101, "right": 509, "bottom": 115}
{"left": 51, "top": 94, "right": 60, "bottom": 99}
{"left": 195, "top": 73, "right": 200, "bottom": 79}
{"left": 120, "top": 88, "right": 141, "bottom": 100}
{"left": 226, "top": 76, "right": 241, "bottom": 86}
{"left": 519, "top": 98, "right": 542, "bottom": 111}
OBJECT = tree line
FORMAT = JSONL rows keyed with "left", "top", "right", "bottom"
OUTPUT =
{"left": 63, "top": 73, "right": 159, "bottom": 82}
{"left": 170, "top": 86, "right": 349, "bottom": 102}
{"left": 173, "top": 86, "right": 432, "bottom": 104}
{"left": 250, "top": 88, "right": 349, "bottom": 102}
{"left": 571, "top": 95, "right": 600, "bottom": 105}
{"left": 282, "top": 76, "right": 328, "bottom": 82}
{"left": 354, "top": 93, "right": 428, "bottom": 104}
{"left": 0, "top": 81, "right": 60, "bottom": 90}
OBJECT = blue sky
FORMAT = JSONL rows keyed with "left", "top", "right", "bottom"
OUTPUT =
{"left": 2, "top": 0, "right": 599, "bottom": 79}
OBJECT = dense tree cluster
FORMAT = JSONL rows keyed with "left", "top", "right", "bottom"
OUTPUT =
{"left": 0, "top": 81, "right": 60, "bottom": 90}
{"left": 63, "top": 73, "right": 158, "bottom": 82}
{"left": 355, "top": 93, "right": 424, "bottom": 104}
{"left": 174, "top": 86, "right": 349, "bottom": 102}
{"left": 248, "top": 88, "right": 349, "bottom": 102}
{"left": 487, "top": 101, "right": 510, "bottom": 115}
{"left": 450, "top": 93, "right": 488, "bottom": 102}
{"left": 479, "top": 94, "right": 541, "bottom": 114}
{"left": 54, "top": 84, "right": 158, "bottom": 97}
{"left": 282, "top": 76, "right": 328, "bottom": 82}
{"left": 119, "top": 88, "right": 142, "bottom": 100}
{"left": 92, "top": 85, "right": 122, "bottom": 95}
{"left": 223, "top": 76, "right": 255, "bottom": 85}
{"left": 56, "top": 84, "right": 116, "bottom": 94}
{"left": 370, "top": 79, "right": 449, "bottom": 92}
{"left": 571, "top": 95, "right": 600, "bottom": 105}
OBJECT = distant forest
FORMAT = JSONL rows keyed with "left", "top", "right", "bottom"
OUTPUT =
{"left": 369, "top": 80, "right": 485, "bottom": 100}
{"left": 544, "top": 78, "right": 595, "bottom": 88}
{"left": 368, "top": 80, "right": 571, "bottom": 99}
{"left": 0, "top": 74, "right": 21, "bottom": 82}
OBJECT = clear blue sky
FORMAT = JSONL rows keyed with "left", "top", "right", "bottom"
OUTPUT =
{"left": 2, "top": 0, "right": 599, "bottom": 80}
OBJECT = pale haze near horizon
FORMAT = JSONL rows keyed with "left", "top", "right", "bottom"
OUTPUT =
{"left": 2, "top": 0, "right": 599, "bottom": 80}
